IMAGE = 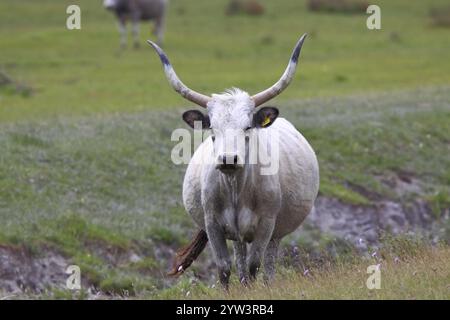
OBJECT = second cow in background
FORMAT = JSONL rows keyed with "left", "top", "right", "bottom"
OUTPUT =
{"left": 104, "top": 0, "right": 167, "bottom": 49}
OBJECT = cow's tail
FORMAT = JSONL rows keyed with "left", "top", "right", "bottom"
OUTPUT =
{"left": 167, "top": 229, "right": 208, "bottom": 277}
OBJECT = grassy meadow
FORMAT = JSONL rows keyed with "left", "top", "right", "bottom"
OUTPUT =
{"left": 0, "top": 0, "right": 449, "bottom": 298}
{"left": 157, "top": 238, "right": 450, "bottom": 300}
{"left": 1, "top": 0, "right": 450, "bottom": 122}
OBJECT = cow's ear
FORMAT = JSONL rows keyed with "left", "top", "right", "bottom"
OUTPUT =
{"left": 182, "top": 110, "right": 210, "bottom": 129}
{"left": 253, "top": 107, "right": 279, "bottom": 128}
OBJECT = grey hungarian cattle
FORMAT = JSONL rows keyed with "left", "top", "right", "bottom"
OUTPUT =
{"left": 148, "top": 34, "right": 319, "bottom": 288}
{"left": 104, "top": 0, "right": 167, "bottom": 48}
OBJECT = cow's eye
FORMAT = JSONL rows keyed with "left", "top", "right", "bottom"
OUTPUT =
{"left": 211, "top": 135, "right": 216, "bottom": 142}
{"left": 244, "top": 126, "right": 252, "bottom": 131}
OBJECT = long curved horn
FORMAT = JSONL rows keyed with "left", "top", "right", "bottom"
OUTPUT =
{"left": 252, "top": 34, "right": 307, "bottom": 107}
{"left": 147, "top": 41, "right": 211, "bottom": 108}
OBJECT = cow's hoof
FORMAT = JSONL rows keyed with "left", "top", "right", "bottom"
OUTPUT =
{"left": 240, "top": 276, "right": 250, "bottom": 287}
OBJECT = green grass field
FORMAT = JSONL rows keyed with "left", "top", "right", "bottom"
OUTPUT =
{"left": 1, "top": 0, "right": 450, "bottom": 122}
{"left": 0, "top": 0, "right": 449, "bottom": 299}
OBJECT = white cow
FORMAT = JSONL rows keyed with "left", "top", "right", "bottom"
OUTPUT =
{"left": 148, "top": 34, "right": 319, "bottom": 288}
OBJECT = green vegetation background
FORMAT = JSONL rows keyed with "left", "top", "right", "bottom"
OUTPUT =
{"left": 0, "top": 0, "right": 449, "bottom": 298}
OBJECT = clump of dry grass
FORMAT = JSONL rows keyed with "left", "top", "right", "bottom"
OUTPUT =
{"left": 307, "top": 0, "right": 368, "bottom": 14}
{"left": 226, "top": 0, "right": 265, "bottom": 16}
{"left": 0, "top": 69, "right": 33, "bottom": 97}
{"left": 429, "top": 6, "right": 450, "bottom": 28}
{"left": 158, "top": 241, "right": 450, "bottom": 299}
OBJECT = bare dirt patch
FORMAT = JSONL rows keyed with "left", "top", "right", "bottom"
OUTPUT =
{"left": 304, "top": 197, "right": 436, "bottom": 251}
{"left": 302, "top": 173, "right": 447, "bottom": 251}
{"left": 0, "top": 245, "right": 68, "bottom": 294}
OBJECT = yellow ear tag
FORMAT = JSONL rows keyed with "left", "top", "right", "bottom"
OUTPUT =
{"left": 261, "top": 116, "right": 271, "bottom": 127}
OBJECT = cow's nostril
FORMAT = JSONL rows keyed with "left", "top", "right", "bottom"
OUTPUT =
{"left": 216, "top": 154, "right": 241, "bottom": 171}
{"left": 217, "top": 154, "right": 242, "bottom": 172}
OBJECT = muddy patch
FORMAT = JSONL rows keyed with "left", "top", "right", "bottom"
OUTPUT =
{"left": 301, "top": 196, "right": 444, "bottom": 251}
{"left": 299, "top": 173, "right": 448, "bottom": 251}
{"left": 0, "top": 245, "right": 68, "bottom": 294}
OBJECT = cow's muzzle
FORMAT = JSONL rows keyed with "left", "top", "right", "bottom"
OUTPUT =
{"left": 216, "top": 154, "right": 243, "bottom": 173}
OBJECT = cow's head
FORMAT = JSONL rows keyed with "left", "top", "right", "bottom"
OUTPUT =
{"left": 148, "top": 34, "right": 306, "bottom": 173}
{"left": 182, "top": 92, "right": 279, "bottom": 173}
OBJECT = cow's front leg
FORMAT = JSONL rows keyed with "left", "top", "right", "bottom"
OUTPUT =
{"left": 233, "top": 240, "right": 248, "bottom": 285}
{"left": 248, "top": 216, "right": 276, "bottom": 281}
{"left": 117, "top": 19, "right": 127, "bottom": 50}
{"left": 205, "top": 216, "right": 231, "bottom": 289}
{"left": 263, "top": 238, "right": 280, "bottom": 283}
{"left": 154, "top": 16, "right": 165, "bottom": 47}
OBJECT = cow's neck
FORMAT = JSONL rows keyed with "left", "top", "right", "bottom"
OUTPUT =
{"left": 218, "top": 165, "right": 254, "bottom": 207}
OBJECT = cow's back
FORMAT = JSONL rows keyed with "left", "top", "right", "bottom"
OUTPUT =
{"left": 136, "top": 0, "right": 167, "bottom": 20}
